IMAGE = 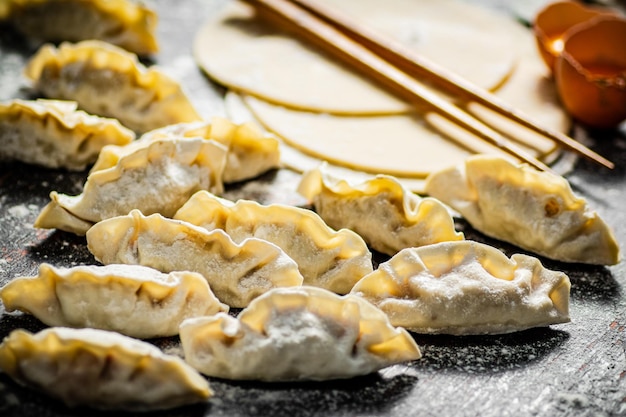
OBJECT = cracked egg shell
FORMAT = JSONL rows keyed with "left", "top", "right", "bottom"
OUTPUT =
{"left": 533, "top": 1, "right": 614, "bottom": 73}
{"left": 555, "top": 16, "right": 626, "bottom": 128}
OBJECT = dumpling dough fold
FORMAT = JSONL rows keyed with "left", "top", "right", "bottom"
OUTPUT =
{"left": 92, "top": 116, "right": 281, "bottom": 183}
{"left": 86, "top": 210, "right": 304, "bottom": 307}
{"left": 424, "top": 155, "right": 620, "bottom": 265}
{"left": 24, "top": 40, "right": 200, "bottom": 133}
{"left": 0, "top": 327, "right": 212, "bottom": 411}
{"left": 0, "top": 0, "right": 159, "bottom": 55}
{"left": 0, "top": 99, "right": 134, "bottom": 170}
{"left": 0, "top": 263, "right": 228, "bottom": 338}
{"left": 179, "top": 286, "right": 421, "bottom": 381}
{"left": 351, "top": 241, "right": 571, "bottom": 335}
{"left": 35, "top": 136, "right": 227, "bottom": 235}
{"left": 298, "top": 164, "right": 463, "bottom": 255}
{"left": 174, "top": 191, "right": 373, "bottom": 294}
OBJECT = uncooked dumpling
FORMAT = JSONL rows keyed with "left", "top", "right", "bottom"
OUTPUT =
{"left": 24, "top": 40, "right": 201, "bottom": 133}
{"left": 174, "top": 190, "right": 373, "bottom": 294}
{"left": 0, "top": 99, "right": 134, "bottom": 170}
{"left": 0, "top": 263, "right": 228, "bottom": 339}
{"left": 424, "top": 155, "right": 621, "bottom": 265}
{"left": 92, "top": 116, "right": 280, "bottom": 183}
{"left": 0, "top": 0, "right": 158, "bottom": 55}
{"left": 35, "top": 136, "right": 226, "bottom": 235}
{"left": 194, "top": 0, "right": 518, "bottom": 114}
{"left": 351, "top": 241, "right": 571, "bottom": 335}
{"left": 0, "top": 327, "right": 212, "bottom": 411}
{"left": 179, "top": 286, "right": 421, "bottom": 381}
{"left": 86, "top": 210, "right": 304, "bottom": 308}
{"left": 298, "top": 164, "right": 463, "bottom": 255}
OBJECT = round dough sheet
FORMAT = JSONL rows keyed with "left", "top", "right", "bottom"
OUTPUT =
{"left": 221, "top": 0, "right": 571, "bottom": 192}
{"left": 195, "top": 0, "right": 519, "bottom": 114}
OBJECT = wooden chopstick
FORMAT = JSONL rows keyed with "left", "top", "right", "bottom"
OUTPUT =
{"left": 242, "top": 0, "right": 553, "bottom": 172}
{"left": 287, "top": 0, "right": 614, "bottom": 170}
{"left": 241, "top": 0, "right": 612, "bottom": 172}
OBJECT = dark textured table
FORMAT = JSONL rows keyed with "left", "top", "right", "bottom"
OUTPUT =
{"left": 1, "top": 1, "right": 625, "bottom": 416}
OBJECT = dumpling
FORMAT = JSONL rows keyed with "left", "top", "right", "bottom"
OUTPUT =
{"left": 298, "top": 164, "right": 464, "bottom": 256}
{"left": 24, "top": 40, "right": 201, "bottom": 133}
{"left": 179, "top": 286, "right": 421, "bottom": 381}
{"left": 86, "top": 210, "right": 304, "bottom": 307}
{"left": 0, "top": 327, "right": 212, "bottom": 411}
{"left": 424, "top": 155, "right": 620, "bottom": 265}
{"left": 34, "top": 136, "right": 226, "bottom": 235}
{"left": 0, "top": 263, "right": 228, "bottom": 339}
{"left": 0, "top": 99, "right": 134, "bottom": 170}
{"left": 350, "top": 241, "right": 571, "bottom": 335}
{"left": 0, "top": 0, "right": 158, "bottom": 55}
{"left": 174, "top": 191, "right": 372, "bottom": 294}
{"left": 92, "top": 116, "right": 281, "bottom": 183}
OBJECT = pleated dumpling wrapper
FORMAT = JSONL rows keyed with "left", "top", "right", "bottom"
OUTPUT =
{"left": 0, "top": 327, "right": 212, "bottom": 411}
{"left": 351, "top": 241, "right": 571, "bottom": 335}
{"left": 91, "top": 116, "right": 281, "bottom": 183}
{"left": 179, "top": 286, "right": 421, "bottom": 381}
{"left": 0, "top": 0, "right": 158, "bottom": 55}
{"left": 298, "top": 164, "right": 463, "bottom": 256}
{"left": 35, "top": 136, "right": 227, "bottom": 235}
{"left": 0, "top": 263, "right": 228, "bottom": 339}
{"left": 424, "top": 155, "right": 620, "bottom": 265}
{"left": 0, "top": 99, "right": 134, "bottom": 170}
{"left": 24, "top": 40, "right": 200, "bottom": 133}
{"left": 87, "top": 210, "right": 304, "bottom": 308}
{"left": 174, "top": 191, "right": 373, "bottom": 294}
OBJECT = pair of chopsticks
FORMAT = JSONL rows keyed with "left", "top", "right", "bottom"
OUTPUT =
{"left": 241, "top": 0, "right": 614, "bottom": 171}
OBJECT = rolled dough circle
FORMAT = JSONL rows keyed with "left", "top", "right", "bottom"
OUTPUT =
{"left": 194, "top": 0, "right": 519, "bottom": 114}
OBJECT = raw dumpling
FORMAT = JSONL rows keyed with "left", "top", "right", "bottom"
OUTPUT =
{"left": 424, "top": 155, "right": 621, "bottom": 265}
{"left": 179, "top": 286, "right": 421, "bottom": 381}
{"left": 0, "top": 99, "right": 134, "bottom": 170}
{"left": 0, "top": 327, "right": 212, "bottom": 411}
{"left": 351, "top": 241, "right": 571, "bottom": 335}
{"left": 86, "top": 210, "right": 304, "bottom": 307}
{"left": 174, "top": 191, "right": 373, "bottom": 294}
{"left": 34, "top": 136, "right": 226, "bottom": 235}
{"left": 298, "top": 164, "right": 464, "bottom": 255}
{"left": 0, "top": 0, "right": 158, "bottom": 55}
{"left": 92, "top": 116, "right": 281, "bottom": 183}
{"left": 0, "top": 263, "right": 228, "bottom": 339}
{"left": 24, "top": 40, "right": 201, "bottom": 133}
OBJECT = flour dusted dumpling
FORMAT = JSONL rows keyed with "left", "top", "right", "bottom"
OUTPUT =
{"left": 174, "top": 191, "right": 372, "bottom": 294}
{"left": 424, "top": 155, "right": 621, "bottom": 265}
{"left": 351, "top": 241, "right": 571, "bottom": 335}
{"left": 0, "top": 0, "right": 158, "bottom": 55}
{"left": 180, "top": 286, "right": 421, "bottom": 381}
{"left": 35, "top": 136, "right": 226, "bottom": 235}
{"left": 298, "top": 164, "right": 464, "bottom": 255}
{"left": 0, "top": 99, "right": 134, "bottom": 170}
{"left": 92, "top": 116, "right": 280, "bottom": 183}
{"left": 87, "top": 210, "right": 304, "bottom": 307}
{"left": 0, "top": 263, "right": 228, "bottom": 339}
{"left": 0, "top": 327, "right": 212, "bottom": 411}
{"left": 24, "top": 40, "right": 201, "bottom": 133}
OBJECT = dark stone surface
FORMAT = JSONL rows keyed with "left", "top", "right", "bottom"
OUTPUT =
{"left": 1, "top": 1, "right": 625, "bottom": 416}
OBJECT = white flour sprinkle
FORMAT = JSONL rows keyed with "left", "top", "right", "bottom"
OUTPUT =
{"left": 8, "top": 204, "right": 30, "bottom": 218}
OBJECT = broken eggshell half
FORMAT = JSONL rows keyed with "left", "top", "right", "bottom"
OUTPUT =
{"left": 533, "top": 0, "right": 615, "bottom": 73}
{"left": 555, "top": 16, "right": 626, "bottom": 128}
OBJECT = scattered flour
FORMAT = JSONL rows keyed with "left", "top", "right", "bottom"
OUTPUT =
{"left": 8, "top": 204, "right": 30, "bottom": 218}
{"left": 555, "top": 391, "right": 591, "bottom": 409}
